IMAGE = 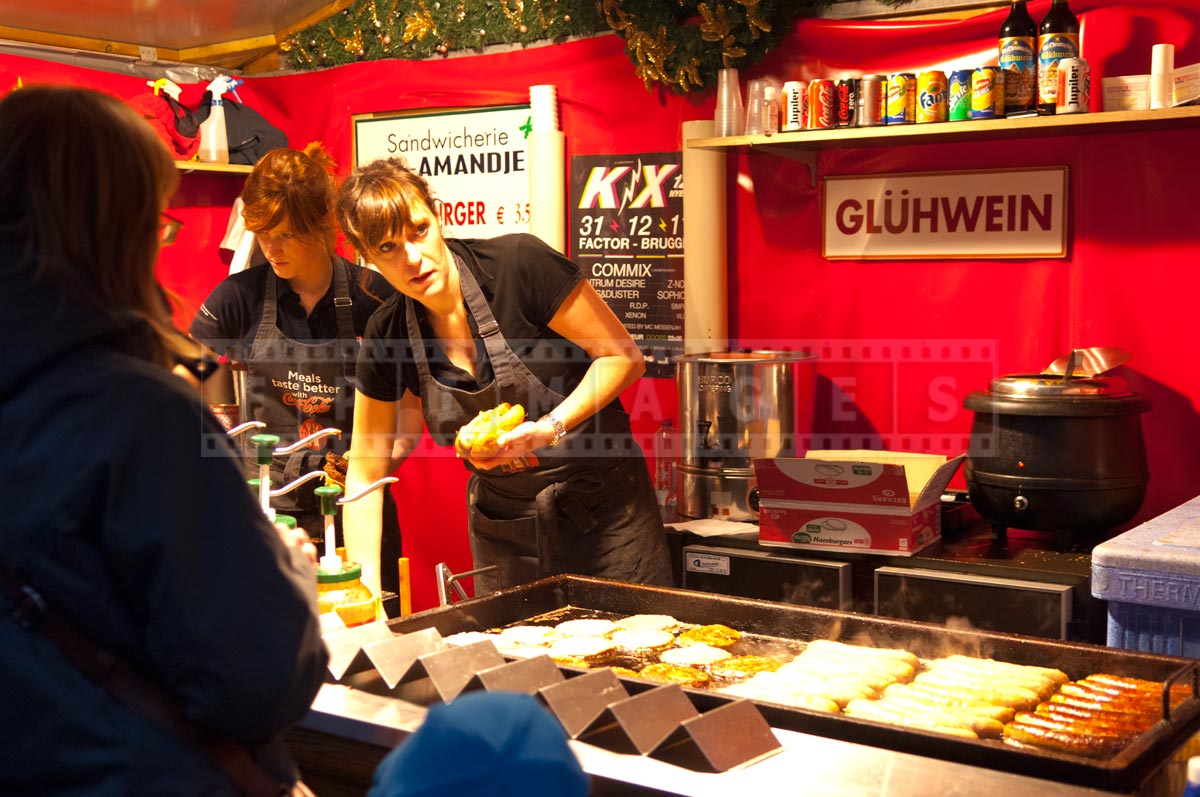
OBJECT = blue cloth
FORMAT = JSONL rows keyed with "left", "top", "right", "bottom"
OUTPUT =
{"left": 369, "top": 692, "right": 588, "bottom": 797}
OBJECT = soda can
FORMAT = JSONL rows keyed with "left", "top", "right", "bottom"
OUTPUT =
{"left": 971, "top": 66, "right": 1005, "bottom": 119}
{"left": 858, "top": 74, "right": 886, "bottom": 126}
{"left": 808, "top": 79, "right": 836, "bottom": 130}
{"left": 886, "top": 72, "right": 916, "bottom": 124}
{"left": 835, "top": 78, "right": 859, "bottom": 127}
{"left": 948, "top": 69, "right": 973, "bottom": 121}
{"left": 917, "top": 70, "right": 948, "bottom": 123}
{"left": 208, "top": 404, "right": 241, "bottom": 432}
{"left": 1056, "top": 57, "right": 1090, "bottom": 114}
{"left": 782, "top": 80, "right": 807, "bottom": 132}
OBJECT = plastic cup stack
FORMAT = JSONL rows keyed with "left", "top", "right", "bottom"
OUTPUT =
{"left": 530, "top": 84, "right": 560, "bottom": 132}
{"left": 714, "top": 68, "right": 744, "bottom": 137}
{"left": 744, "top": 79, "right": 766, "bottom": 136}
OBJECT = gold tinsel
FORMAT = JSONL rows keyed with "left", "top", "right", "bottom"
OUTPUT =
{"left": 698, "top": 3, "right": 731, "bottom": 43}
{"left": 740, "top": 0, "right": 771, "bottom": 38}
{"left": 359, "top": 0, "right": 381, "bottom": 27}
{"left": 330, "top": 22, "right": 366, "bottom": 54}
{"left": 500, "top": 0, "right": 525, "bottom": 27}
{"left": 402, "top": 8, "right": 437, "bottom": 42}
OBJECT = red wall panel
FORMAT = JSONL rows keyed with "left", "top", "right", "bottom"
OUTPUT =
{"left": 5, "top": 1, "right": 1200, "bottom": 611}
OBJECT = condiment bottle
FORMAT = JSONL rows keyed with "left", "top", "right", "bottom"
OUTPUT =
{"left": 316, "top": 562, "right": 378, "bottom": 628}
{"left": 999, "top": 0, "right": 1038, "bottom": 116}
{"left": 1037, "top": 0, "right": 1079, "bottom": 115}
{"left": 313, "top": 484, "right": 378, "bottom": 626}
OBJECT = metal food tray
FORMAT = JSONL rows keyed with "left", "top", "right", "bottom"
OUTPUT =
{"left": 371, "top": 575, "right": 1200, "bottom": 792}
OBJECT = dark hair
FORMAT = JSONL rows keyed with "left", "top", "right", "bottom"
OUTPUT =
{"left": 0, "top": 85, "right": 191, "bottom": 366}
{"left": 335, "top": 158, "right": 437, "bottom": 259}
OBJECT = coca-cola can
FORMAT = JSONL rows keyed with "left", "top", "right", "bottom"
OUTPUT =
{"left": 858, "top": 74, "right": 886, "bottom": 127}
{"left": 208, "top": 404, "right": 241, "bottom": 432}
{"left": 1056, "top": 57, "right": 1090, "bottom": 114}
{"left": 808, "top": 79, "right": 836, "bottom": 130}
{"left": 836, "top": 78, "right": 859, "bottom": 127}
{"left": 782, "top": 80, "right": 807, "bottom": 132}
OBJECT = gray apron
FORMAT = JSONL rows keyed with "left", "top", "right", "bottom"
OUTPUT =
{"left": 406, "top": 249, "right": 672, "bottom": 595}
{"left": 245, "top": 259, "right": 402, "bottom": 594}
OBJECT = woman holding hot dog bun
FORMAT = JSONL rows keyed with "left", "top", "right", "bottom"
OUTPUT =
{"left": 335, "top": 158, "right": 672, "bottom": 597}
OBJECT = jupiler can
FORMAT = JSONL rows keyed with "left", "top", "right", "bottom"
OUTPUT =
{"left": 948, "top": 69, "right": 973, "bottom": 121}
{"left": 1056, "top": 57, "right": 1090, "bottom": 114}
{"left": 858, "top": 74, "right": 886, "bottom": 126}
{"left": 836, "top": 78, "right": 859, "bottom": 127}
{"left": 782, "top": 80, "right": 807, "bottom": 132}
{"left": 808, "top": 79, "right": 836, "bottom": 130}
{"left": 917, "top": 70, "right": 948, "bottom": 123}
{"left": 886, "top": 72, "right": 916, "bottom": 124}
{"left": 971, "top": 66, "right": 1005, "bottom": 120}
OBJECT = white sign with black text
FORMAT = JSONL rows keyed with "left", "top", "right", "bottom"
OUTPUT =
{"left": 353, "top": 105, "right": 532, "bottom": 239}
{"left": 822, "top": 167, "right": 1068, "bottom": 260}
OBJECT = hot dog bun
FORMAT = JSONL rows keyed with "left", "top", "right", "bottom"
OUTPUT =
{"left": 454, "top": 403, "right": 526, "bottom": 458}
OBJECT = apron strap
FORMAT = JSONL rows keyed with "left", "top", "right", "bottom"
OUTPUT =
{"left": 404, "top": 250, "right": 519, "bottom": 394}
{"left": 329, "top": 259, "right": 357, "bottom": 385}
{"left": 455, "top": 252, "right": 519, "bottom": 393}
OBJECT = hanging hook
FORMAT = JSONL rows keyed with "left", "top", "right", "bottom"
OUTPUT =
{"left": 274, "top": 428, "right": 342, "bottom": 455}
{"left": 338, "top": 477, "right": 399, "bottom": 504}
{"left": 269, "top": 470, "right": 326, "bottom": 497}
{"left": 226, "top": 420, "right": 267, "bottom": 437}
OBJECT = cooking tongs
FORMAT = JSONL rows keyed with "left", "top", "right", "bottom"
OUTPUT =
{"left": 1044, "top": 347, "right": 1132, "bottom": 381}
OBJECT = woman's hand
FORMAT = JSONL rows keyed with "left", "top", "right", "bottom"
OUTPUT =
{"left": 275, "top": 521, "right": 318, "bottom": 565}
{"left": 465, "top": 419, "right": 557, "bottom": 470}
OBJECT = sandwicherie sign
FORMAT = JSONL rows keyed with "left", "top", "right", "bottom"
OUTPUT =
{"left": 822, "top": 167, "right": 1068, "bottom": 260}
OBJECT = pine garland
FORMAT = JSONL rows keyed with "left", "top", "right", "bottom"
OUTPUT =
{"left": 280, "top": 0, "right": 605, "bottom": 71}
{"left": 282, "top": 0, "right": 917, "bottom": 93}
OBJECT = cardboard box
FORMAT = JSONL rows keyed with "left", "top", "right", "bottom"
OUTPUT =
{"left": 754, "top": 452, "right": 964, "bottom": 556}
{"left": 1102, "top": 75, "right": 1150, "bottom": 111}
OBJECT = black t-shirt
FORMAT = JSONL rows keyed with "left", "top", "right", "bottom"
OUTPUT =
{"left": 356, "top": 234, "right": 584, "bottom": 401}
{"left": 189, "top": 256, "right": 395, "bottom": 357}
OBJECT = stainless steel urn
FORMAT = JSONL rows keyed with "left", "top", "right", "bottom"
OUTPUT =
{"left": 676, "top": 351, "right": 818, "bottom": 520}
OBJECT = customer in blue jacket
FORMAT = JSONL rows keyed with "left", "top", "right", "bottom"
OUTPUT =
{"left": 0, "top": 85, "right": 327, "bottom": 796}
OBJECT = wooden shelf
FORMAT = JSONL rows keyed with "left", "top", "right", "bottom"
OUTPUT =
{"left": 687, "top": 104, "right": 1200, "bottom": 154}
{"left": 173, "top": 160, "right": 253, "bottom": 175}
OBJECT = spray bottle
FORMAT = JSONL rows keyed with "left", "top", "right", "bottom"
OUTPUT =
{"left": 197, "top": 75, "right": 244, "bottom": 164}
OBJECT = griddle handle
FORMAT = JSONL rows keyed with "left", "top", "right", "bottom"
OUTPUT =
{"left": 1161, "top": 659, "right": 1200, "bottom": 722}
{"left": 435, "top": 562, "right": 500, "bottom": 606}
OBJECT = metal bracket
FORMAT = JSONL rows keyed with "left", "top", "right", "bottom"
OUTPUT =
{"left": 435, "top": 562, "right": 500, "bottom": 606}
{"left": 751, "top": 144, "right": 816, "bottom": 187}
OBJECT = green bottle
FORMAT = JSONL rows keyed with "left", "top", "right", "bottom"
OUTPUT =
{"left": 1038, "top": 0, "right": 1080, "bottom": 114}
{"left": 999, "top": 0, "right": 1037, "bottom": 116}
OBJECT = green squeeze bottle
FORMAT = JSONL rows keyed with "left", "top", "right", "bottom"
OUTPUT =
{"left": 999, "top": 0, "right": 1038, "bottom": 116}
{"left": 1038, "top": 0, "right": 1080, "bottom": 114}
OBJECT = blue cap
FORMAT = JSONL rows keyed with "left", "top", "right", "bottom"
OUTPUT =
{"left": 368, "top": 692, "right": 588, "bottom": 797}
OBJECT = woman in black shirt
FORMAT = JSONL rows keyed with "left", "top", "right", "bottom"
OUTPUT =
{"left": 336, "top": 158, "right": 672, "bottom": 597}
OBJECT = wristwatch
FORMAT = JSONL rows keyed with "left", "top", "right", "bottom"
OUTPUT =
{"left": 538, "top": 412, "right": 567, "bottom": 447}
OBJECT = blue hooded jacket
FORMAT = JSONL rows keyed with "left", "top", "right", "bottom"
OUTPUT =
{"left": 0, "top": 241, "right": 328, "bottom": 796}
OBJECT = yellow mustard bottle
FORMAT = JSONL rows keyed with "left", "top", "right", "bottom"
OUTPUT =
{"left": 317, "top": 561, "right": 378, "bottom": 627}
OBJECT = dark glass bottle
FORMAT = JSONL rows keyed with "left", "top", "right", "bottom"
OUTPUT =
{"left": 1038, "top": 0, "right": 1081, "bottom": 114}
{"left": 999, "top": 0, "right": 1038, "bottom": 116}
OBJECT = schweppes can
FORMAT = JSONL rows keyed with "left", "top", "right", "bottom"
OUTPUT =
{"left": 886, "top": 72, "right": 916, "bottom": 124}
{"left": 971, "top": 66, "right": 1005, "bottom": 119}
{"left": 917, "top": 70, "right": 948, "bottom": 123}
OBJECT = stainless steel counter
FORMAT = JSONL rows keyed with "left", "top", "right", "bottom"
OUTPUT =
{"left": 298, "top": 684, "right": 1119, "bottom": 797}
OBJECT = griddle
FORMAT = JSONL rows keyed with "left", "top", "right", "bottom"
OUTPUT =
{"left": 369, "top": 575, "right": 1199, "bottom": 792}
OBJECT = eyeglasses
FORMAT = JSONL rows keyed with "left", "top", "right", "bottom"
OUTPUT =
{"left": 159, "top": 213, "right": 184, "bottom": 246}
